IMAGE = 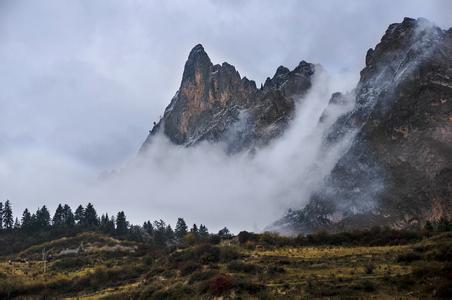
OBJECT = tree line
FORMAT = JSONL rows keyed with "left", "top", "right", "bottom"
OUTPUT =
{"left": 0, "top": 200, "right": 231, "bottom": 248}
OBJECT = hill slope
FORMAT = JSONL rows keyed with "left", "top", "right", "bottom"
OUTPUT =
{"left": 1, "top": 231, "right": 451, "bottom": 298}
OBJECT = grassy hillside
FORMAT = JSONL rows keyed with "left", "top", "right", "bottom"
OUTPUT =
{"left": 1, "top": 231, "right": 451, "bottom": 299}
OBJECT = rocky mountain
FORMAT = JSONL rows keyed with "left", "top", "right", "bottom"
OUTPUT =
{"left": 141, "top": 44, "right": 316, "bottom": 153}
{"left": 141, "top": 17, "right": 451, "bottom": 233}
{"left": 276, "top": 17, "right": 452, "bottom": 232}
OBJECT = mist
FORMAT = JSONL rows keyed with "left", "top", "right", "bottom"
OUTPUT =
{"left": 1, "top": 0, "right": 452, "bottom": 232}
{"left": 14, "top": 69, "right": 356, "bottom": 233}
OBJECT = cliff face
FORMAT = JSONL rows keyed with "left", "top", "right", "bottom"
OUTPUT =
{"left": 141, "top": 18, "right": 451, "bottom": 232}
{"left": 278, "top": 18, "right": 452, "bottom": 232}
{"left": 141, "top": 44, "right": 316, "bottom": 153}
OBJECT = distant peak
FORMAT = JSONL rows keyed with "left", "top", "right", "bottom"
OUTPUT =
{"left": 188, "top": 44, "right": 207, "bottom": 58}
{"left": 275, "top": 66, "right": 290, "bottom": 77}
{"left": 182, "top": 44, "right": 213, "bottom": 83}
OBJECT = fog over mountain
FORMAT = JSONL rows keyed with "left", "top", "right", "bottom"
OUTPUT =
{"left": 0, "top": 0, "right": 451, "bottom": 232}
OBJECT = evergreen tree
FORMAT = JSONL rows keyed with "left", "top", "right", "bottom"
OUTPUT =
{"left": 83, "top": 203, "right": 99, "bottom": 227}
{"left": 62, "top": 204, "right": 75, "bottom": 227}
{"left": 115, "top": 211, "right": 128, "bottom": 235}
{"left": 110, "top": 215, "right": 116, "bottom": 231}
{"left": 21, "top": 209, "right": 32, "bottom": 231}
{"left": 128, "top": 225, "right": 144, "bottom": 242}
{"left": 3, "top": 200, "right": 14, "bottom": 230}
{"left": 0, "top": 202, "right": 3, "bottom": 230}
{"left": 36, "top": 206, "right": 51, "bottom": 229}
{"left": 143, "top": 221, "right": 154, "bottom": 236}
{"left": 190, "top": 224, "right": 199, "bottom": 236}
{"left": 100, "top": 213, "right": 114, "bottom": 234}
{"left": 175, "top": 218, "right": 188, "bottom": 241}
{"left": 165, "top": 224, "right": 175, "bottom": 241}
{"left": 30, "top": 213, "right": 38, "bottom": 230}
{"left": 153, "top": 219, "right": 167, "bottom": 246}
{"left": 74, "top": 205, "right": 85, "bottom": 225}
{"left": 52, "top": 204, "right": 64, "bottom": 227}
{"left": 199, "top": 224, "right": 209, "bottom": 239}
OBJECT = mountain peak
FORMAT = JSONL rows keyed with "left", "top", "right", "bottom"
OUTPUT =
{"left": 182, "top": 44, "right": 213, "bottom": 85}
{"left": 142, "top": 43, "right": 315, "bottom": 149}
{"left": 188, "top": 44, "right": 207, "bottom": 57}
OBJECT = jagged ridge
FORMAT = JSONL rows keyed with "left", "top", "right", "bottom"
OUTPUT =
{"left": 141, "top": 44, "right": 317, "bottom": 153}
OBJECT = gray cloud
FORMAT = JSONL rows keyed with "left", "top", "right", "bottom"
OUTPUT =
{"left": 0, "top": 0, "right": 450, "bottom": 229}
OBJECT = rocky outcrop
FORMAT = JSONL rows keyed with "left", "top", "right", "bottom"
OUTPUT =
{"left": 277, "top": 18, "right": 452, "bottom": 233}
{"left": 141, "top": 44, "right": 316, "bottom": 153}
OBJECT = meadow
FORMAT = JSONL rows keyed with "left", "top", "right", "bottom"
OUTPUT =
{"left": 1, "top": 230, "right": 451, "bottom": 299}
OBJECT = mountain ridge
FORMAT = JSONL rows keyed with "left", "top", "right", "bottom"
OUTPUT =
{"left": 141, "top": 44, "right": 317, "bottom": 153}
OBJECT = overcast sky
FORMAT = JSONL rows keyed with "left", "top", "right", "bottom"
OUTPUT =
{"left": 0, "top": 0, "right": 451, "bottom": 226}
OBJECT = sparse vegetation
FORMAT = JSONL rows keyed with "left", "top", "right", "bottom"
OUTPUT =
{"left": 1, "top": 201, "right": 451, "bottom": 298}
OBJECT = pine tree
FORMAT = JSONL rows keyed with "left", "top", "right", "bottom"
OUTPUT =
{"left": 100, "top": 213, "right": 109, "bottom": 232}
{"left": 30, "top": 213, "right": 37, "bottom": 229}
{"left": 110, "top": 215, "right": 116, "bottom": 231}
{"left": 52, "top": 204, "right": 64, "bottom": 227}
{"left": 190, "top": 224, "right": 199, "bottom": 236}
{"left": 62, "top": 204, "right": 75, "bottom": 227}
{"left": 115, "top": 211, "right": 128, "bottom": 235}
{"left": 128, "top": 225, "right": 144, "bottom": 242}
{"left": 21, "top": 209, "right": 32, "bottom": 231}
{"left": 3, "top": 200, "right": 14, "bottom": 230}
{"left": 74, "top": 205, "right": 84, "bottom": 225}
{"left": 175, "top": 218, "right": 188, "bottom": 241}
{"left": 0, "top": 202, "right": 3, "bottom": 230}
{"left": 36, "top": 206, "right": 50, "bottom": 229}
{"left": 83, "top": 203, "right": 99, "bottom": 227}
{"left": 199, "top": 224, "right": 209, "bottom": 239}
{"left": 153, "top": 219, "right": 167, "bottom": 246}
{"left": 165, "top": 225, "right": 175, "bottom": 241}
{"left": 143, "top": 221, "right": 154, "bottom": 236}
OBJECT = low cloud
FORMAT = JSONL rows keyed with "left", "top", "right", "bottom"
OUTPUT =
{"left": 7, "top": 70, "right": 355, "bottom": 233}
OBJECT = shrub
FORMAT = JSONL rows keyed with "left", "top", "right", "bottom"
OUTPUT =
{"left": 220, "top": 246, "right": 242, "bottom": 262}
{"left": 179, "top": 262, "right": 201, "bottom": 276}
{"left": 234, "top": 279, "right": 265, "bottom": 294}
{"left": 238, "top": 231, "right": 259, "bottom": 244}
{"left": 152, "top": 283, "right": 194, "bottom": 299}
{"left": 51, "top": 257, "right": 90, "bottom": 271}
{"left": 138, "top": 285, "right": 158, "bottom": 300}
{"left": 267, "top": 265, "right": 285, "bottom": 274}
{"left": 209, "top": 235, "right": 221, "bottom": 245}
{"left": 196, "top": 244, "right": 220, "bottom": 264}
{"left": 209, "top": 274, "right": 233, "bottom": 296}
{"left": 397, "top": 252, "right": 422, "bottom": 263}
{"left": 227, "top": 260, "right": 261, "bottom": 274}
{"left": 425, "top": 243, "right": 452, "bottom": 261}
{"left": 189, "top": 270, "right": 218, "bottom": 283}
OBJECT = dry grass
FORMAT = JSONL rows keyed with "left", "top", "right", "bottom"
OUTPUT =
{"left": 1, "top": 232, "right": 450, "bottom": 298}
